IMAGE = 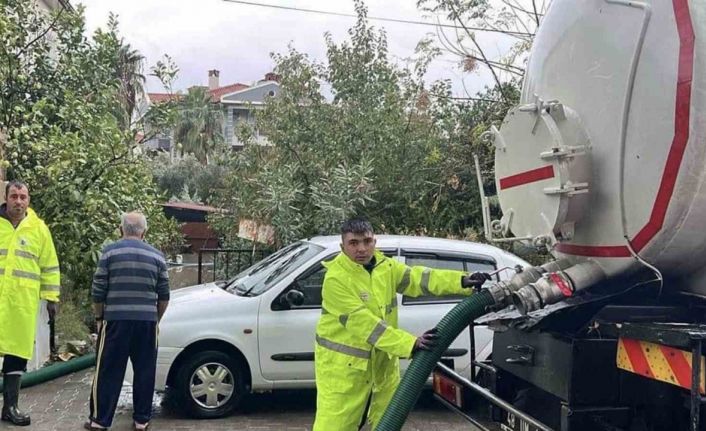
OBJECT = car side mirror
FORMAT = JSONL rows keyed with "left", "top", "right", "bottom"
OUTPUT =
{"left": 280, "top": 289, "right": 305, "bottom": 308}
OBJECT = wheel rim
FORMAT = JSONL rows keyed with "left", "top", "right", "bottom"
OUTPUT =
{"left": 189, "top": 362, "right": 235, "bottom": 409}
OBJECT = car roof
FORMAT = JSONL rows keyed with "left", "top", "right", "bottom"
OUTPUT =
{"left": 306, "top": 234, "right": 529, "bottom": 265}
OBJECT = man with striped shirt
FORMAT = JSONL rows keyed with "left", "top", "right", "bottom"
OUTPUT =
{"left": 86, "top": 212, "right": 169, "bottom": 431}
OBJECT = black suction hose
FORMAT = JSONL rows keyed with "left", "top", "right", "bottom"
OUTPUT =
{"left": 375, "top": 290, "right": 496, "bottom": 431}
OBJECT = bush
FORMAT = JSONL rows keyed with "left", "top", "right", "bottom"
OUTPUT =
{"left": 150, "top": 153, "right": 227, "bottom": 204}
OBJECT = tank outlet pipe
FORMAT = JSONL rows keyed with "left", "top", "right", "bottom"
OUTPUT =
{"left": 512, "top": 261, "right": 605, "bottom": 315}
{"left": 0, "top": 353, "right": 96, "bottom": 392}
{"left": 485, "top": 259, "right": 573, "bottom": 307}
{"left": 375, "top": 290, "right": 498, "bottom": 431}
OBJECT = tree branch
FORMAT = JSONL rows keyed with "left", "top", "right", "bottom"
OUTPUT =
{"left": 447, "top": 0, "right": 510, "bottom": 103}
{"left": 532, "top": 0, "right": 541, "bottom": 26}
{"left": 435, "top": 23, "right": 469, "bottom": 58}
{"left": 82, "top": 150, "right": 130, "bottom": 193}
{"left": 467, "top": 54, "right": 525, "bottom": 74}
{"left": 502, "top": 0, "right": 542, "bottom": 21}
{"left": 500, "top": 0, "right": 533, "bottom": 36}
{"left": 280, "top": 116, "right": 312, "bottom": 191}
{"left": 14, "top": 9, "right": 64, "bottom": 60}
{"left": 444, "top": 10, "right": 525, "bottom": 78}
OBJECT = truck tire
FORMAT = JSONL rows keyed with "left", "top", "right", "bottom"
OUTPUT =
{"left": 174, "top": 350, "right": 246, "bottom": 418}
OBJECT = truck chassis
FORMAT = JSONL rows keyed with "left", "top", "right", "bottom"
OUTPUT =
{"left": 434, "top": 287, "right": 706, "bottom": 431}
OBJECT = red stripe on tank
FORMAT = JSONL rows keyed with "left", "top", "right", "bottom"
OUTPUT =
{"left": 499, "top": 166, "right": 555, "bottom": 190}
{"left": 556, "top": 0, "right": 694, "bottom": 257}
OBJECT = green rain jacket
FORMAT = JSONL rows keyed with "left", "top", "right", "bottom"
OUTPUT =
{"left": 0, "top": 208, "right": 60, "bottom": 359}
{"left": 315, "top": 249, "right": 471, "bottom": 376}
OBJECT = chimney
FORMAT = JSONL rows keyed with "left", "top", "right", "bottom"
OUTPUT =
{"left": 264, "top": 72, "right": 281, "bottom": 82}
{"left": 208, "top": 69, "right": 220, "bottom": 90}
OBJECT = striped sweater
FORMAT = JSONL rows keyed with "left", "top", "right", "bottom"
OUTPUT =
{"left": 91, "top": 239, "right": 170, "bottom": 321}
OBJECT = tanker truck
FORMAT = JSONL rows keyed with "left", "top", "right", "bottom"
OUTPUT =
{"left": 376, "top": 0, "right": 706, "bottom": 430}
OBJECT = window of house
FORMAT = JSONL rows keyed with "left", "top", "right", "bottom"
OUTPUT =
{"left": 401, "top": 253, "right": 496, "bottom": 305}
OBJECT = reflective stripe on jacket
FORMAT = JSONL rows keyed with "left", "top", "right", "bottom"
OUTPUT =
{"left": 0, "top": 208, "right": 60, "bottom": 359}
{"left": 315, "top": 249, "right": 471, "bottom": 371}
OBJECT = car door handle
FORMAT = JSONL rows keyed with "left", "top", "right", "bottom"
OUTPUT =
{"left": 271, "top": 353, "right": 315, "bottom": 361}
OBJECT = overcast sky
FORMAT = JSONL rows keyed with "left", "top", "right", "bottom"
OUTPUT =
{"left": 78, "top": 0, "right": 514, "bottom": 97}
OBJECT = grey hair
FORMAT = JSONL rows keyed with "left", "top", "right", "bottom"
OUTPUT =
{"left": 121, "top": 212, "right": 148, "bottom": 237}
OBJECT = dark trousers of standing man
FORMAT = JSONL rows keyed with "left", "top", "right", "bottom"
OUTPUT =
{"left": 89, "top": 320, "right": 158, "bottom": 427}
{"left": 2, "top": 354, "right": 28, "bottom": 375}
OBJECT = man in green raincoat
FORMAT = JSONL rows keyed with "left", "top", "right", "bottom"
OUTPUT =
{"left": 313, "top": 218, "right": 490, "bottom": 430}
{"left": 0, "top": 181, "right": 60, "bottom": 426}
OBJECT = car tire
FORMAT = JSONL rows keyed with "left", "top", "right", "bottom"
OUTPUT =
{"left": 174, "top": 350, "right": 247, "bottom": 418}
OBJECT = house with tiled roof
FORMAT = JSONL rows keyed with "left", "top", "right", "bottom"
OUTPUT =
{"left": 143, "top": 69, "right": 280, "bottom": 154}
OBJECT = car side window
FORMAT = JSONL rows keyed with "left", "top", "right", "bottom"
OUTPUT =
{"left": 294, "top": 263, "right": 327, "bottom": 307}
{"left": 402, "top": 253, "right": 496, "bottom": 305}
{"left": 276, "top": 248, "right": 398, "bottom": 310}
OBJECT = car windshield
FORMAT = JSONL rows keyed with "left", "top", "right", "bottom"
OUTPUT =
{"left": 225, "top": 241, "right": 325, "bottom": 297}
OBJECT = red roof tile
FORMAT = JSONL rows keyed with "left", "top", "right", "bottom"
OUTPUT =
{"left": 209, "top": 83, "right": 249, "bottom": 101}
{"left": 148, "top": 82, "right": 250, "bottom": 105}
{"left": 147, "top": 93, "right": 182, "bottom": 103}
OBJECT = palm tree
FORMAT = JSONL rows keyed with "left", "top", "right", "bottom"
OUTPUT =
{"left": 174, "top": 87, "right": 224, "bottom": 164}
{"left": 115, "top": 44, "right": 146, "bottom": 130}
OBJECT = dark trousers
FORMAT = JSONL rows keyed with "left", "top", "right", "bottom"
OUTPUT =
{"left": 89, "top": 320, "right": 158, "bottom": 427}
{"left": 1, "top": 355, "right": 28, "bottom": 375}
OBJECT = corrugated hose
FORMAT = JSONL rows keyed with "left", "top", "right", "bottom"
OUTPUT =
{"left": 375, "top": 290, "right": 496, "bottom": 431}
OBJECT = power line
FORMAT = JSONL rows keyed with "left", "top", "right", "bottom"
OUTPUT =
{"left": 221, "top": 0, "right": 533, "bottom": 37}
{"left": 448, "top": 96, "right": 503, "bottom": 102}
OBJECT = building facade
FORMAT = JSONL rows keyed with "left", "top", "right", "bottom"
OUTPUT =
{"left": 144, "top": 70, "right": 280, "bottom": 155}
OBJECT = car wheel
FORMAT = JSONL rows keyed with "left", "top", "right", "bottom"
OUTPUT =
{"left": 174, "top": 350, "right": 246, "bottom": 418}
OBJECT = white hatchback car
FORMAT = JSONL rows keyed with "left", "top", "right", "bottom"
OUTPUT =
{"left": 150, "top": 235, "right": 528, "bottom": 418}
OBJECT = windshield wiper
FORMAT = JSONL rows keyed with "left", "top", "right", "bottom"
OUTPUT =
{"left": 241, "top": 248, "right": 308, "bottom": 297}
{"left": 264, "top": 248, "right": 307, "bottom": 284}
{"left": 246, "top": 244, "right": 299, "bottom": 276}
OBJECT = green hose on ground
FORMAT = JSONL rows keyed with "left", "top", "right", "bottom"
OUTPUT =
{"left": 375, "top": 290, "right": 496, "bottom": 431}
{"left": 0, "top": 353, "right": 96, "bottom": 392}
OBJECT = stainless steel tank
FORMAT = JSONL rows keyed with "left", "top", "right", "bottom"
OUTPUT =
{"left": 488, "top": 0, "right": 706, "bottom": 310}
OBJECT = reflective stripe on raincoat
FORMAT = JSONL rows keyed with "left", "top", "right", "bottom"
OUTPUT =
{"left": 0, "top": 208, "right": 60, "bottom": 359}
{"left": 313, "top": 249, "right": 471, "bottom": 430}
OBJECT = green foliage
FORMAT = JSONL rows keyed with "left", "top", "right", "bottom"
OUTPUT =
{"left": 138, "top": 54, "right": 181, "bottom": 145}
{"left": 150, "top": 153, "right": 227, "bottom": 204}
{"left": 55, "top": 296, "right": 91, "bottom": 344}
{"left": 114, "top": 42, "right": 145, "bottom": 130}
{"left": 173, "top": 86, "right": 225, "bottom": 164}
{"left": 417, "top": 0, "right": 491, "bottom": 19}
{"left": 462, "top": 81, "right": 521, "bottom": 191}
{"left": 213, "top": 1, "right": 504, "bottom": 246}
{"left": 0, "top": 0, "right": 182, "bottom": 293}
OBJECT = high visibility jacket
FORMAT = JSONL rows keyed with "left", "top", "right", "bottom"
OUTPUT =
{"left": 313, "top": 249, "right": 471, "bottom": 430}
{"left": 0, "top": 208, "right": 60, "bottom": 359}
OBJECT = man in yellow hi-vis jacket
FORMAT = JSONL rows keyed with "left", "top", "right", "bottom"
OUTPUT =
{"left": 0, "top": 181, "right": 60, "bottom": 427}
{"left": 313, "top": 218, "right": 491, "bottom": 431}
